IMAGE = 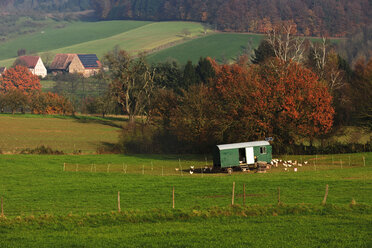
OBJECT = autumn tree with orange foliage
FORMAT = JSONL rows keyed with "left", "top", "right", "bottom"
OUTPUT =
{"left": 170, "top": 58, "right": 334, "bottom": 152}
{"left": 0, "top": 66, "right": 73, "bottom": 115}
{"left": 30, "top": 92, "right": 73, "bottom": 115}
{"left": 251, "top": 59, "right": 334, "bottom": 150}
{"left": 0, "top": 65, "right": 41, "bottom": 94}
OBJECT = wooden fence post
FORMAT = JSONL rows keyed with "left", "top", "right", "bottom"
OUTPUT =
{"left": 63, "top": 163, "right": 66, "bottom": 172}
{"left": 243, "top": 184, "right": 246, "bottom": 206}
{"left": 76, "top": 164, "right": 78, "bottom": 172}
{"left": 349, "top": 156, "right": 351, "bottom": 166}
{"left": 322, "top": 184, "right": 329, "bottom": 205}
{"left": 91, "top": 164, "right": 93, "bottom": 173}
{"left": 1, "top": 197, "right": 4, "bottom": 218}
{"left": 232, "top": 182, "right": 235, "bottom": 205}
{"left": 142, "top": 165, "right": 144, "bottom": 175}
{"left": 363, "top": 156, "right": 366, "bottom": 167}
{"left": 278, "top": 187, "right": 281, "bottom": 205}
{"left": 172, "top": 187, "right": 175, "bottom": 209}
{"left": 162, "top": 166, "right": 164, "bottom": 176}
{"left": 107, "top": 164, "right": 110, "bottom": 173}
{"left": 340, "top": 159, "right": 343, "bottom": 169}
{"left": 118, "top": 191, "right": 121, "bottom": 213}
{"left": 151, "top": 161, "right": 154, "bottom": 171}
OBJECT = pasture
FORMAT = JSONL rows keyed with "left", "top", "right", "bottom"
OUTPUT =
{"left": 0, "top": 114, "right": 122, "bottom": 153}
{"left": 0, "top": 20, "right": 150, "bottom": 62}
{"left": 148, "top": 33, "right": 264, "bottom": 64}
{"left": 0, "top": 153, "right": 371, "bottom": 247}
{"left": 0, "top": 21, "right": 207, "bottom": 67}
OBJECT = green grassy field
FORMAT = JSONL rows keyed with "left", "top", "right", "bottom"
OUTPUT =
{"left": 0, "top": 212, "right": 371, "bottom": 247}
{"left": 0, "top": 114, "right": 122, "bottom": 153}
{"left": 0, "top": 20, "right": 151, "bottom": 62}
{"left": 148, "top": 33, "right": 264, "bottom": 64}
{"left": 0, "top": 21, "right": 206, "bottom": 67}
{"left": 0, "top": 153, "right": 370, "bottom": 216}
{"left": 0, "top": 153, "right": 371, "bottom": 247}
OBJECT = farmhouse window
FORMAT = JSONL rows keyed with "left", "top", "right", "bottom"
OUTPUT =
{"left": 260, "top": 147, "right": 267, "bottom": 154}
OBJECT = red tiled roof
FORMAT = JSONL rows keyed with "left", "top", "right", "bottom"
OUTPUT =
{"left": 18, "top": 56, "right": 40, "bottom": 68}
{"left": 50, "top": 54, "right": 77, "bottom": 70}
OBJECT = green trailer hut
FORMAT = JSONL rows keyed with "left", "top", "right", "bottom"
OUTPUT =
{"left": 213, "top": 141, "right": 272, "bottom": 169}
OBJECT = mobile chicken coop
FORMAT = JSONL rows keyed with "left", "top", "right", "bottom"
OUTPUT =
{"left": 213, "top": 141, "right": 272, "bottom": 171}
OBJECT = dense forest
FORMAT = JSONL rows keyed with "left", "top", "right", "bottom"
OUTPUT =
{"left": 90, "top": 0, "right": 371, "bottom": 37}
{"left": 1, "top": 0, "right": 371, "bottom": 37}
{"left": 0, "top": 0, "right": 91, "bottom": 12}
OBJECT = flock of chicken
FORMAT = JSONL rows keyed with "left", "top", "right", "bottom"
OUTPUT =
{"left": 270, "top": 159, "right": 309, "bottom": 171}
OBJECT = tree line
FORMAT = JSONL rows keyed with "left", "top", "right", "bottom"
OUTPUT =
{"left": 97, "top": 23, "right": 371, "bottom": 154}
{"left": 91, "top": 0, "right": 371, "bottom": 37}
{"left": 2, "top": 0, "right": 370, "bottom": 37}
{"left": 1, "top": 23, "right": 371, "bottom": 154}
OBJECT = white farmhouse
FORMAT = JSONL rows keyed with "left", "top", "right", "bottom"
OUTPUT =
{"left": 16, "top": 56, "right": 47, "bottom": 78}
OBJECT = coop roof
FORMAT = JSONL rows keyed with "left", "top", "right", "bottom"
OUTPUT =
{"left": 77, "top": 54, "right": 100, "bottom": 69}
{"left": 50, "top": 54, "right": 76, "bottom": 70}
{"left": 217, "top": 141, "right": 270, "bottom": 150}
{"left": 17, "top": 56, "right": 40, "bottom": 68}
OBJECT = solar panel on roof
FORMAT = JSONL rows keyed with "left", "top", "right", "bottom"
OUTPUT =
{"left": 77, "top": 54, "right": 99, "bottom": 69}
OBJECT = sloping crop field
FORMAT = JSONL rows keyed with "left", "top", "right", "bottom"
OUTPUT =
{"left": 0, "top": 20, "right": 150, "bottom": 61}
{"left": 0, "top": 115, "right": 121, "bottom": 153}
{"left": 0, "top": 21, "right": 206, "bottom": 67}
{"left": 50, "top": 22, "right": 205, "bottom": 58}
{"left": 148, "top": 33, "right": 264, "bottom": 64}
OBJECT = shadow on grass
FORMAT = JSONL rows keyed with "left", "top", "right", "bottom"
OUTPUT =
{"left": 71, "top": 115, "right": 127, "bottom": 129}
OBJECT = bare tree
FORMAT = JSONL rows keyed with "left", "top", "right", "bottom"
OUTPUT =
{"left": 104, "top": 50, "right": 155, "bottom": 123}
{"left": 310, "top": 37, "right": 328, "bottom": 78}
{"left": 266, "top": 21, "right": 305, "bottom": 63}
{"left": 324, "top": 51, "right": 345, "bottom": 93}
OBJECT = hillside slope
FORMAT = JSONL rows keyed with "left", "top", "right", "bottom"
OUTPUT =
{"left": 0, "top": 21, "right": 205, "bottom": 67}
{"left": 148, "top": 33, "right": 263, "bottom": 64}
{"left": 0, "top": 20, "right": 150, "bottom": 61}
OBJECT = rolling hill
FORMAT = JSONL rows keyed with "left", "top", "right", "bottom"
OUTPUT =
{"left": 148, "top": 33, "right": 264, "bottom": 64}
{"left": 0, "top": 20, "right": 150, "bottom": 61}
{"left": 0, "top": 21, "right": 210, "bottom": 67}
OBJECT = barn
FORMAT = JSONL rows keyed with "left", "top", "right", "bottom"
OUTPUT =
{"left": 49, "top": 53, "right": 77, "bottom": 74}
{"left": 69, "top": 54, "right": 101, "bottom": 77}
{"left": 213, "top": 141, "right": 272, "bottom": 169}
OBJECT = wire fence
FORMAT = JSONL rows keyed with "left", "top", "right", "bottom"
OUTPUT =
{"left": 0, "top": 153, "right": 370, "bottom": 218}
{"left": 61, "top": 153, "right": 369, "bottom": 175}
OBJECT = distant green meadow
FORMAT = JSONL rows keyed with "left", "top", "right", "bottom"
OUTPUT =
{"left": 0, "top": 21, "right": 207, "bottom": 67}
{"left": 148, "top": 33, "right": 264, "bottom": 64}
{"left": 0, "top": 20, "right": 150, "bottom": 61}
{"left": 0, "top": 20, "right": 264, "bottom": 67}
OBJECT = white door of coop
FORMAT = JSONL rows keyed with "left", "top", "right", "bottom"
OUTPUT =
{"left": 245, "top": 147, "right": 254, "bottom": 164}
